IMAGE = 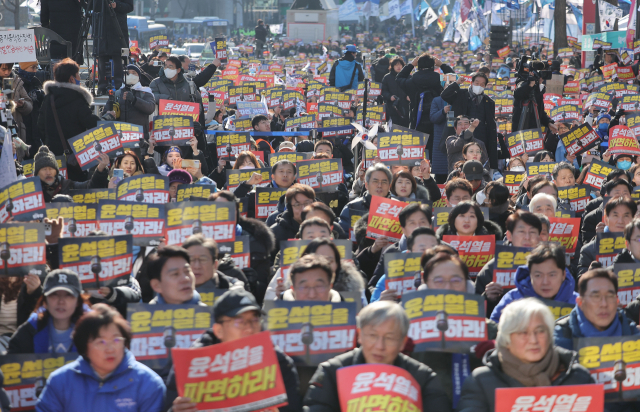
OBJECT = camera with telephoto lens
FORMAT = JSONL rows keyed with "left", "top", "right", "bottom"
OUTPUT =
{"left": 516, "top": 55, "right": 552, "bottom": 82}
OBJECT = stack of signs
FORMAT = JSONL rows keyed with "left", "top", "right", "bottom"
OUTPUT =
{"left": 595, "top": 232, "right": 626, "bottom": 267}
{"left": 165, "top": 201, "right": 236, "bottom": 246}
{"left": 442, "top": 235, "right": 495, "bottom": 278}
{"left": 268, "top": 152, "right": 312, "bottom": 166}
{"left": 613, "top": 263, "right": 640, "bottom": 306}
{"left": 172, "top": 331, "right": 288, "bottom": 411}
{"left": 583, "top": 160, "right": 616, "bottom": 191}
{"left": 226, "top": 168, "right": 271, "bottom": 191}
{"left": 21, "top": 155, "right": 66, "bottom": 178}
{"left": 263, "top": 301, "right": 357, "bottom": 366}
{"left": 401, "top": 290, "right": 487, "bottom": 352}
{"left": 576, "top": 336, "right": 640, "bottom": 401}
{"left": 296, "top": 159, "right": 343, "bottom": 192}
{"left": 526, "top": 162, "right": 556, "bottom": 180}
{"left": 69, "top": 124, "right": 123, "bottom": 170}
{"left": 609, "top": 125, "right": 640, "bottom": 156}
{"left": 97, "top": 200, "right": 165, "bottom": 246}
{"left": 150, "top": 115, "right": 194, "bottom": 146}
{"left": 503, "top": 171, "right": 525, "bottom": 195}
{"left": 495, "top": 385, "right": 603, "bottom": 412}
{"left": 366, "top": 196, "right": 408, "bottom": 241}
{"left": 0, "top": 353, "right": 77, "bottom": 411}
{"left": 557, "top": 185, "right": 591, "bottom": 214}
{"left": 0, "top": 223, "right": 46, "bottom": 276}
{"left": 493, "top": 245, "right": 532, "bottom": 289}
{"left": 548, "top": 218, "right": 581, "bottom": 255}
{"left": 0, "top": 178, "right": 46, "bottom": 222}
{"left": 336, "top": 364, "right": 423, "bottom": 412}
{"left": 45, "top": 203, "right": 98, "bottom": 237}
{"left": 175, "top": 184, "right": 216, "bottom": 202}
{"left": 116, "top": 174, "right": 170, "bottom": 204}
{"left": 385, "top": 252, "right": 421, "bottom": 296}
{"left": 127, "top": 303, "right": 213, "bottom": 370}
{"left": 376, "top": 132, "right": 426, "bottom": 167}
{"left": 69, "top": 188, "right": 115, "bottom": 204}
{"left": 559, "top": 123, "right": 600, "bottom": 158}
{"left": 58, "top": 234, "right": 133, "bottom": 289}
{"left": 97, "top": 121, "right": 144, "bottom": 149}
{"left": 216, "top": 131, "right": 251, "bottom": 159}
{"left": 550, "top": 105, "right": 580, "bottom": 122}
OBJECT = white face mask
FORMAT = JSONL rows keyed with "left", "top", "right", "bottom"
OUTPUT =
{"left": 125, "top": 74, "right": 139, "bottom": 85}
{"left": 511, "top": 166, "right": 525, "bottom": 172}
{"left": 539, "top": 84, "right": 545, "bottom": 91}
{"left": 476, "top": 190, "right": 487, "bottom": 204}
{"left": 471, "top": 85, "right": 484, "bottom": 94}
{"left": 239, "top": 165, "right": 254, "bottom": 169}
{"left": 164, "top": 68, "right": 177, "bottom": 78}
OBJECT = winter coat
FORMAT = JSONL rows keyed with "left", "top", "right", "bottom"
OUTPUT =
{"left": 111, "top": 84, "right": 156, "bottom": 139}
{"left": 329, "top": 55, "right": 365, "bottom": 91}
{"left": 8, "top": 312, "right": 76, "bottom": 354}
{"left": 35, "top": 350, "right": 165, "bottom": 412}
{"left": 512, "top": 80, "right": 554, "bottom": 132}
{"left": 238, "top": 216, "right": 276, "bottom": 305}
{"left": 150, "top": 69, "right": 198, "bottom": 105}
{"left": 456, "top": 347, "right": 594, "bottom": 412}
{"left": 581, "top": 203, "right": 603, "bottom": 246}
{"left": 441, "top": 82, "right": 498, "bottom": 169}
{"left": 18, "top": 71, "right": 45, "bottom": 156}
{"left": 148, "top": 290, "right": 208, "bottom": 307}
{"left": 270, "top": 209, "right": 300, "bottom": 260}
{"left": 435, "top": 220, "right": 504, "bottom": 242}
{"left": 490, "top": 265, "right": 578, "bottom": 322}
{"left": 41, "top": 170, "right": 109, "bottom": 203}
{"left": 445, "top": 129, "right": 490, "bottom": 173}
{"left": 9, "top": 75, "right": 33, "bottom": 145}
{"left": 577, "top": 238, "right": 598, "bottom": 276}
{"left": 92, "top": 0, "right": 133, "bottom": 56}
{"left": 303, "top": 347, "right": 452, "bottom": 412}
{"left": 337, "top": 191, "right": 382, "bottom": 235}
{"left": 0, "top": 369, "right": 9, "bottom": 412}
{"left": 474, "top": 258, "right": 503, "bottom": 318}
{"left": 40, "top": 0, "right": 84, "bottom": 60}
{"left": 214, "top": 256, "right": 249, "bottom": 289}
{"left": 391, "top": 183, "right": 430, "bottom": 202}
{"left": 381, "top": 71, "right": 410, "bottom": 127}
{"left": 371, "top": 57, "right": 390, "bottom": 83}
{"left": 430, "top": 96, "right": 449, "bottom": 175}
{"left": 164, "top": 330, "right": 302, "bottom": 412}
{"left": 38, "top": 82, "right": 100, "bottom": 157}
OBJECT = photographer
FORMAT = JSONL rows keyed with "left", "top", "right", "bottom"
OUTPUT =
{"left": 255, "top": 19, "right": 271, "bottom": 58}
{"left": 93, "top": 0, "right": 133, "bottom": 94}
{"left": 512, "top": 72, "right": 557, "bottom": 134}
{"left": 104, "top": 65, "right": 155, "bottom": 139}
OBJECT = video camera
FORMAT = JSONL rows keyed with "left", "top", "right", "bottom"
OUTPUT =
{"left": 516, "top": 55, "right": 552, "bottom": 82}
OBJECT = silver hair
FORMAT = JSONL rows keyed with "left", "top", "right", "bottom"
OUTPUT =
{"left": 364, "top": 163, "right": 392, "bottom": 185}
{"left": 529, "top": 193, "right": 557, "bottom": 214}
{"left": 496, "top": 298, "right": 555, "bottom": 350}
{"left": 357, "top": 301, "right": 410, "bottom": 337}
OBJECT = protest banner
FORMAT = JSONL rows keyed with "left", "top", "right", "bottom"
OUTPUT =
{"left": 356, "top": 81, "right": 382, "bottom": 98}
{"left": 620, "top": 94, "right": 640, "bottom": 112}
{"left": 401, "top": 289, "right": 487, "bottom": 353}
{"left": 215, "top": 131, "right": 252, "bottom": 159}
{"left": 495, "top": 385, "right": 604, "bottom": 412}
{"left": 278, "top": 239, "right": 352, "bottom": 279}
{"left": 264, "top": 301, "right": 357, "bottom": 365}
{"left": 233, "top": 118, "right": 253, "bottom": 131}
{"left": 226, "top": 168, "right": 271, "bottom": 191}
{"left": 550, "top": 105, "right": 581, "bottom": 122}
{"left": 548, "top": 217, "right": 581, "bottom": 254}
{"left": 557, "top": 185, "right": 592, "bottom": 214}
{"left": 236, "top": 101, "right": 269, "bottom": 119}
{"left": 0, "top": 30, "right": 36, "bottom": 63}
{"left": 526, "top": 162, "right": 557, "bottom": 179}
{"left": 128, "top": 303, "right": 213, "bottom": 370}
{"left": 442, "top": 235, "right": 495, "bottom": 278}
{"left": 0, "top": 353, "right": 77, "bottom": 412}
{"left": 0, "top": 223, "right": 46, "bottom": 277}
{"left": 494, "top": 96, "right": 514, "bottom": 116}
{"left": 21, "top": 155, "right": 66, "bottom": 179}
{"left": 595, "top": 232, "right": 626, "bottom": 267}
{"left": 116, "top": 174, "right": 170, "bottom": 204}
{"left": 602, "top": 63, "right": 618, "bottom": 79}
{"left": 255, "top": 187, "right": 287, "bottom": 219}
{"left": 165, "top": 201, "right": 236, "bottom": 246}
{"left": 282, "top": 90, "right": 304, "bottom": 111}
{"left": 559, "top": 123, "right": 600, "bottom": 158}
{"left": 158, "top": 100, "right": 200, "bottom": 122}
{"left": 148, "top": 34, "right": 168, "bottom": 49}
{"left": 68, "top": 124, "right": 123, "bottom": 170}
{"left": 318, "top": 103, "right": 343, "bottom": 119}
{"left": 432, "top": 207, "right": 489, "bottom": 230}
{"left": 432, "top": 185, "right": 447, "bottom": 207}
{"left": 376, "top": 132, "right": 426, "bottom": 167}
{"left": 296, "top": 158, "right": 343, "bottom": 193}
{"left": 493, "top": 245, "right": 533, "bottom": 289}
{"left": 385, "top": 252, "right": 421, "bottom": 296}
{"left": 229, "top": 85, "right": 257, "bottom": 106}
{"left": 626, "top": 111, "right": 640, "bottom": 138}
{"left": 285, "top": 115, "right": 317, "bottom": 131}
{"left": 195, "top": 282, "right": 227, "bottom": 307}
{"left": 576, "top": 335, "right": 640, "bottom": 401}
{"left": 583, "top": 160, "right": 616, "bottom": 191}
{"left": 175, "top": 184, "right": 217, "bottom": 202}
{"left": 97, "top": 200, "right": 165, "bottom": 246}
{"left": 150, "top": 115, "right": 194, "bottom": 146}
{"left": 356, "top": 105, "right": 386, "bottom": 125}
{"left": 617, "top": 65, "right": 635, "bottom": 80}
{"left": 172, "top": 330, "right": 288, "bottom": 412}
{"left": 584, "top": 92, "right": 612, "bottom": 111}
{"left": 213, "top": 37, "right": 227, "bottom": 61}
{"left": 217, "top": 235, "right": 251, "bottom": 271}
{"left": 563, "top": 81, "right": 581, "bottom": 95}
{"left": 503, "top": 171, "right": 525, "bottom": 195}
{"left": 58, "top": 234, "right": 133, "bottom": 289}
{"left": 336, "top": 364, "right": 423, "bottom": 412}
{"left": 538, "top": 297, "right": 575, "bottom": 319}
{"left": 97, "top": 121, "right": 144, "bottom": 149}
{"left": 0, "top": 178, "right": 46, "bottom": 222}
{"left": 609, "top": 125, "right": 640, "bottom": 156}
{"left": 45, "top": 203, "right": 98, "bottom": 237}
{"left": 613, "top": 263, "right": 640, "bottom": 306}
{"left": 366, "top": 196, "right": 408, "bottom": 241}
{"left": 69, "top": 188, "right": 116, "bottom": 203}
{"left": 267, "top": 152, "right": 313, "bottom": 167}
{"left": 505, "top": 129, "right": 544, "bottom": 157}
{"left": 314, "top": 191, "right": 344, "bottom": 217}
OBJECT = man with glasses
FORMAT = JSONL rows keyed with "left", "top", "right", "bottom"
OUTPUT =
{"left": 285, "top": 254, "right": 341, "bottom": 302}
{"left": 167, "top": 289, "right": 303, "bottom": 412}
{"left": 147, "top": 246, "right": 208, "bottom": 306}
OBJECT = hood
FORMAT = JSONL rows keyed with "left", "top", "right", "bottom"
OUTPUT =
{"left": 514, "top": 265, "right": 576, "bottom": 302}
{"left": 333, "top": 260, "right": 366, "bottom": 293}
{"left": 239, "top": 216, "right": 276, "bottom": 253}
{"left": 43, "top": 81, "right": 93, "bottom": 105}
{"left": 282, "top": 288, "right": 342, "bottom": 302}
{"left": 217, "top": 254, "right": 236, "bottom": 271}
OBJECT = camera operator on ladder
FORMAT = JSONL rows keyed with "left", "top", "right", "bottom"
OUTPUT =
{"left": 512, "top": 57, "right": 558, "bottom": 134}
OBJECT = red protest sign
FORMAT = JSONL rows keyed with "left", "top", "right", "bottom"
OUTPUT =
{"left": 366, "top": 196, "right": 408, "bottom": 241}
{"left": 433, "top": 185, "right": 447, "bottom": 207}
{"left": 497, "top": 46, "right": 510, "bottom": 58}
{"left": 609, "top": 125, "right": 640, "bottom": 156}
{"left": 602, "top": 63, "right": 618, "bottom": 79}
{"left": 172, "top": 331, "right": 288, "bottom": 412}
{"left": 336, "top": 364, "right": 422, "bottom": 412}
{"left": 616, "top": 66, "right": 635, "bottom": 80}
{"left": 548, "top": 217, "right": 581, "bottom": 254}
{"left": 159, "top": 99, "right": 200, "bottom": 122}
{"left": 495, "top": 385, "right": 604, "bottom": 412}
{"left": 564, "top": 81, "right": 580, "bottom": 95}
{"left": 306, "top": 102, "right": 318, "bottom": 114}
{"left": 442, "top": 235, "right": 495, "bottom": 278}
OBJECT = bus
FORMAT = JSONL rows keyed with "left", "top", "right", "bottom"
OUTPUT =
{"left": 127, "top": 16, "right": 167, "bottom": 51}
{"left": 194, "top": 17, "right": 230, "bottom": 37}
{"left": 173, "top": 17, "right": 230, "bottom": 41}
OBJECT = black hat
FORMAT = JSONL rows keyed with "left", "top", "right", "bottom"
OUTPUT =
{"left": 213, "top": 289, "right": 262, "bottom": 321}
{"left": 462, "top": 160, "right": 484, "bottom": 181}
{"left": 43, "top": 269, "right": 81, "bottom": 298}
{"left": 34, "top": 146, "right": 59, "bottom": 177}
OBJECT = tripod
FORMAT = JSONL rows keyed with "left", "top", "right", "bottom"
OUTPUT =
{"left": 516, "top": 84, "right": 542, "bottom": 132}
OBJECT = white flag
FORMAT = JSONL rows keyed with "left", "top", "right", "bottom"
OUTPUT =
{"left": 0, "top": 127, "right": 17, "bottom": 186}
{"left": 424, "top": 7, "right": 438, "bottom": 27}
{"left": 389, "top": 0, "right": 401, "bottom": 19}
{"left": 598, "top": 0, "right": 623, "bottom": 31}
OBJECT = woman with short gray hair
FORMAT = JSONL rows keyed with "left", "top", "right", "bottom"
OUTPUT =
{"left": 356, "top": 300, "right": 410, "bottom": 338}
{"left": 457, "top": 298, "right": 593, "bottom": 412}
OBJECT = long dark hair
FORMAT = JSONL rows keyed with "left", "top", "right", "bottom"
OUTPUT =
{"left": 447, "top": 201, "right": 485, "bottom": 234}
{"left": 0, "top": 277, "right": 23, "bottom": 302}
{"left": 112, "top": 151, "right": 145, "bottom": 175}
{"left": 390, "top": 171, "right": 417, "bottom": 197}
{"left": 35, "top": 293, "right": 90, "bottom": 330}
{"left": 301, "top": 238, "right": 342, "bottom": 276}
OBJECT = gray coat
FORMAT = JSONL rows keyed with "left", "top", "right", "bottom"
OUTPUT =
{"left": 111, "top": 85, "right": 155, "bottom": 138}
{"left": 445, "top": 129, "right": 489, "bottom": 173}
{"left": 149, "top": 70, "right": 199, "bottom": 105}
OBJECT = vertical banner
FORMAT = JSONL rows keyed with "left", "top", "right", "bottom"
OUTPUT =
{"left": 165, "top": 201, "right": 236, "bottom": 246}
{"left": 213, "top": 37, "right": 228, "bottom": 62}
{"left": 0, "top": 223, "right": 46, "bottom": 277}
{"left": 442, "top": 235, "right": 495, "bottom": 278}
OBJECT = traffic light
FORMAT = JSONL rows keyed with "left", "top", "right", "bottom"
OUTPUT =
{"left": 490, "top": 25, "right": 510, "bottom": 57}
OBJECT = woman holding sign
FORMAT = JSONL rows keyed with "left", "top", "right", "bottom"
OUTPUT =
{"left": 457, "top": 298, "right": 593, "bottom": 412}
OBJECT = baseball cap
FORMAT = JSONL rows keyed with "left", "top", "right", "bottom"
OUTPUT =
{"left": 343, "top": 44, "right": 359, "bottom": 54}
{"left": 278, "top": 141, "right": 296, "bottom": 152}
{"left": 213, "top": 289, "right": 263, "bottom": 321}
{"left": 43, "top": 269, "right": 81, "bottom": 298}
{"left": 462, "top": 160, "right": 484, "bottom": 181}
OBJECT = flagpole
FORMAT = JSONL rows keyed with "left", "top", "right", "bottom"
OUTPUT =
{"left": 411, "top": 10, "right": 416, "bottom": 37}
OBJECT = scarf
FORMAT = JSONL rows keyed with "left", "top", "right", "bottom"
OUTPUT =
{"left": 498, "top": 344, "right": 560, "bottom": 387}
{"left": 575, "top": 306, "right": 622, "bottom": 337}
{"left": 467, "top": 85, "right": 483, "bottom": 105}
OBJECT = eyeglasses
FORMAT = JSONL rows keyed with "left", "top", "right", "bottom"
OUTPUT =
{"left": 220, "top": 317, "right": 261, "bottom": 329}
{"left": 189, "top": 256, "right": 212, "bottom": 266}
{"left": 91, "top": 337, "right": 126, "bottom": 350}
{"left": 361, "top": 333, "right": 403, "bottom": 347}
{"left": 586, "top": 292, "right": 617, "bottom": 302}
{"left": 295, "top": 285, "right": 330, "bottom": 294}
{"left": 292, "top": 201, "right": 313, "bottom": 209}
{"left": 430, "top": 277, "right": 465, "bottom": 288}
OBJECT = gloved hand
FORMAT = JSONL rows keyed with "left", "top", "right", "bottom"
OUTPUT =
{"left": 125, "top": 91, "right": 137, "bottom": 105}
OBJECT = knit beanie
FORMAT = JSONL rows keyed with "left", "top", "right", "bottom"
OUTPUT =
{"left": 34, "top": 146, "right": 59, "bottom": 176}
{"left": 168, "top": 168, "right": 192, "bottom": 185}
{"left": 19, "top": 62, "right": 37, "bottom": 70}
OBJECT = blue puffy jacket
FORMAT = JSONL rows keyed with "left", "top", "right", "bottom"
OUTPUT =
{"left": 490, "top": 265, "right": 578, "bottom": 322}
{"left": 36, "top": 350, "right": 165, "bottom": 412}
